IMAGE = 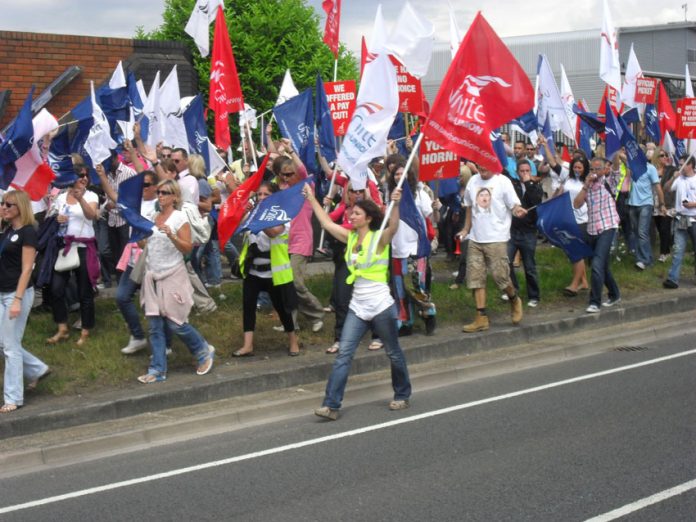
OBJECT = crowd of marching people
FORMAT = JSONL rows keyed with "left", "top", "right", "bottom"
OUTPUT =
{"left": 1, "top": 118, "right": 695, "bottom": 418}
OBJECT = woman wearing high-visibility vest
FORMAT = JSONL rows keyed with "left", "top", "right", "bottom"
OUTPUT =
{"left": 302, "top": 183, "right": 411, "bottom": 421}
{"left": 232, "top": 181, "right": 300, "bottom": 357}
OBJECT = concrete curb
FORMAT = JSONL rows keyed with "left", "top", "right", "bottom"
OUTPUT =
{"left": 1, "top": 291, "right": 695, "bottom": 441}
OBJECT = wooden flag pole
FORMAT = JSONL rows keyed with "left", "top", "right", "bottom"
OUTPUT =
{"left": 243, "top": 115, "right": 259, "bottom": 172}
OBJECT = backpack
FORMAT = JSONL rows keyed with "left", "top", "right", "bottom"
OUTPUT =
{"left": 181, "top": 202, "right": 211, "bottom": 245}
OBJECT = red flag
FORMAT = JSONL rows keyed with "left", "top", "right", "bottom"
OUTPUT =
{"left": 209, "top": 6, "right": 244, "bottom": 150}
{"left": 561, "top": 145, "right": 572, "bottom": 163}
{"left": 597, "top": 85, "right": 619, "bottom": 118}
{"left": 422, "top": 13, "right": 533, "bottom": 172}
{"left": 657, "top": 81, "right": 676, "bottom": 137}
{"left": 217, "top": 155, "right": 270, "bottom": 252}
{"left": 322, "top": 0, "right": 341, "bottom": 58}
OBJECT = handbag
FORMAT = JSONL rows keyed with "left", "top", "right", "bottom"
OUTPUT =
{"left": 54, "top": 243, "right": 80, "bottom": 272}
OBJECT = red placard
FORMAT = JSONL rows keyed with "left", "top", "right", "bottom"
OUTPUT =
{"left": 390, "top": 56, "right": 424, "bottom": 115}
{"left": 635, "top": 78, "right": 658, "bottom": 104}
{"left": 419, "top": 137, "right": 460, "bottom": 181}
{"left": 675, "top": 97, "right": 696, "bottom": 139}
{"left": 324, "top": 80, "right": 356, "bottom": 136}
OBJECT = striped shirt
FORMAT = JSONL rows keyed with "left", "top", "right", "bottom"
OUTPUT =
{"left": 107, "top": 163, "right": 138, "bottom": 227}
{"left": 586, "top": 179, "right": 620, "bottom": 236}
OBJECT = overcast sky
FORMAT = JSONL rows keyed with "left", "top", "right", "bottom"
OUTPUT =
{"left": 0, "top": 0, "right": 689, "bottom": 55}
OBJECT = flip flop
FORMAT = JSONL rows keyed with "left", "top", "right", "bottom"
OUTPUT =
{"left": 563, "top": 288, "right": 578, "bottom": 297}
{"left": 26, "top": 368, "right": 52, "bottom": 391}
{"left": 232, "top": 350, "right": 255, "bottom": 357}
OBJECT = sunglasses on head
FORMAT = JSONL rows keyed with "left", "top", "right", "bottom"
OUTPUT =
{"left": 156, "top": 190, "right": 173, "bottom": 196}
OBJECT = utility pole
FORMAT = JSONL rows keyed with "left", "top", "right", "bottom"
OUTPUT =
{"left": 683, "top": 3, "right": 688, "bottom": 22}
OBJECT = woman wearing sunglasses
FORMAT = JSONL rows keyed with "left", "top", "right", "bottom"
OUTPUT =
{"left": 0, "top": 190, "right": 51, "bottom": 413}
{"left": 137, "top": 179, "right": 215, "bottom": 383}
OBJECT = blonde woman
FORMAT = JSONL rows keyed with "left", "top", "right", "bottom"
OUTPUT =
{"left": 0, "top": 190, "right": 50, "bottom": 413}
{"left": 137, "top": 180, "right": 215, "bottom": 383}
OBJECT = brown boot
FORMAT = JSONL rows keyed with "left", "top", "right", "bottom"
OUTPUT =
{"left": 462, "top": 313, "right": 489, "bottom": 333}
{"left": 510, "top": 295, "right": 523, "bottom": 325}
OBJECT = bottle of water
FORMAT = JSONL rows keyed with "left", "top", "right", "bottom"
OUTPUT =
{"left": 58, "top": 205, "right": 70, "bottom": 236}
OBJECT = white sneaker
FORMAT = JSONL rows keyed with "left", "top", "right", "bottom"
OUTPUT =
{"left": 527, "top": 299, "right": 539, "bottom": 308}
{"left": 585, "top": 304, "right": 601, "bottom": 314}
{"left": 121, "top": 336, "right": 148, "bottom": 355}
{"left": 602, "top": 297, "right": 622, "bottom": 307}
{"left": 658, "top": 254, "right": 669, "bottom": 263}
{"left": 501, "top": 293, "right": 510, "bottom": 302}
{"left": 312, "top": 320, "right": 324, "bottom": 333}
{"left": 635, "top": 261, "right": 646, "bottom": 270}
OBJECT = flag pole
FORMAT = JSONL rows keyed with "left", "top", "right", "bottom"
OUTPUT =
{"left": 317, "top": 164, "right": 340, "bottom": 254}
{"left": 243, "top": 115, "right": 259, "bottom": 172}
{"left": 333, "top": 59, "right": 338, "bottom": 82}
{"left": 370, "top": 132, "right": 424, "bottom": 257}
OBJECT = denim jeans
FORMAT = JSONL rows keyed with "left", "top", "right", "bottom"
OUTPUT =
{"left": 507, "top": 229, "right": 540, "bottom": 301}
{"left": 588, "top": 229, "right": 620, "bottom": 307}
{"left": 629, "top": 205, "right": 654, "bottom": 266}
{"left": 667, "top": 221, "right": 696, "bottom": 284}
{"left": 322, "top": 304, "right": 411, "bottom": 410}
{"left": 1, "top": 288, "right": 49, "bottom": 406}
{"left": 116, "top": 265, "right": 145, "bottom": 340}
{"left": 202, "top": 239, "right": 222, "bottom": 286}
{"left": 147, "top": 315, "right": 209, "bottom": 376}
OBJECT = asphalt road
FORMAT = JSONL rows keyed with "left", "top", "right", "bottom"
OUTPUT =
{"left": 1, "top": 334, "right": 695, "bottom": 521}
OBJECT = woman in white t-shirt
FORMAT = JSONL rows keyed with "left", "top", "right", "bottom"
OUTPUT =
{"left": 137, "top": 179, "right": 214, "bottom": 384}
{"left": 47, "top": 172, "right": 99, "bottom": 347}
{"left": 557, "top": 157, "right": 590, "bottom": 297}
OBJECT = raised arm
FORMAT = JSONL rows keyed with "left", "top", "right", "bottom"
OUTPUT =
{"left": 302, "top": 183, "right": 349, "bottom": 243}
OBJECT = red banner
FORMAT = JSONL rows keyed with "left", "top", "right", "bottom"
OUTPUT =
{"left": 324, "top": 80, "right": 356, "bottom": 136}
{"left": 419, "top": 137, "right": 460, "bottom": 181}
{"left": 390, "top": 56, "right": 423, "bottom": 114}
{"left": 635, "top": 77, "right": 657, "bottom": 104}
{"left": 322, "top": 0, "right": 341, "bottom": 58}
{"left": 675, "top": 97, "right": 696, "bottom": 139}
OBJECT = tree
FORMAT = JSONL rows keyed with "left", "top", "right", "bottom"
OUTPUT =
{"left": 141, "top": 0, "right": 358, "bottom": 141}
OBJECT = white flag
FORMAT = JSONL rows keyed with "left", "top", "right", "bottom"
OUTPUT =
{"left": 275, "top": 69, "right": 299, "bottom": 106}
{"left": 686, "top": 64, "right": 694, "bottom": 97}
{"left": 536, "top": 55, "right": 575, "bottom": 142}
{"left": 159, "top": 65, "right": 189, "bottom": 151}
{"left": 560, "top": 64, "right": 577, "bottom": 139}
{"left": 337, "top": 53, "right": 398, "bottom": 190}
{"left": 599, "top": 0, "right": 621, "bottom": 96}
{"left": 621, "top": 44, "right": 643, "bottom": 108}
{"left": 239, "top": 103, "right": 258, "bottom": 130}
{"left": 143, "top": 72, "right": 163, "bottom": 147}
{"left": 385, "top": 1, "right": 434, "bottom": 78}
{"left": 448, "top": 1, "right": 462, "bottom": 60}
{"left": 109, "top": 61, "right": 126, "bottom": 89}
{"left": 368, "top": 5, "right": 388, "bottom": 54}
{"left": 13, "top": 109, "right": 59, "bottom": 192}
{"left": 184, "top": 0, "right": 224, "bottom": 57}
{"left": 84, "top": 82, "right": 117, "bottom": 166}
{"left": 207, "top": 138, "right": 227, "bottom": 176}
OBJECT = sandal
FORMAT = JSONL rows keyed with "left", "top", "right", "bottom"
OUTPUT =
{"left": 0, "top": 404, "right": 21, "bottom": 413}
{"left": 368, "top": 340, "right": 383, "bottom": 351}
{"left": 232, "top": 349, "right": 255, "bottom": 357}
{"left": 196, "top": 345, "right": 215, "bottom": 375}
{"left": 326, "top": 341, "right": 340, "bottom": 354}
{"left": 76, "top": 331, "right": 89, "bottom": 347}
{"left": 46, "top": 330, "right": 69, "bottom": 345}
{"left": 137, "top": 373, "right": 167, "bottom": 384}
{"left": 562, "top": 288, "right": 578, "bottom": 297}
{"left": 26, "top": 368, "right": 52, "bottom": 391}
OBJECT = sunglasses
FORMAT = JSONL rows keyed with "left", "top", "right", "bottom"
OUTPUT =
{"left": 162, "top": 154, "right": 171, "bottom": 159}
{"left": 280, "top": 172, "right": 295, "bottom": 178}
{"left": 2, "top": 201, "right": 17, "bottom": 208}
{"left": 172, "top": 159, "right": 182, "bottom": 164}
{"left": 659, "top": 154, "right": 667, "bottom": 158}
{"left": 348, "top": 189, "right": 365, "bottom": 194}
{"left": 143, "top": 182, "right": 154, "bottom": 188}
{"left": 156, "top": 190, "right": 173, "bottom": 196}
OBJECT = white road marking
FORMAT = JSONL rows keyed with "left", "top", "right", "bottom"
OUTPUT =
{"left": 1, "top": 348, "right": 695, "bottom": 515}
{"left": 585, "top": 478, "right": 696, "bottom": 521}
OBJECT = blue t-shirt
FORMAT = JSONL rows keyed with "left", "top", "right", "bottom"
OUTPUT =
{"left": 628, "top": 163, "right": 659, "bottom": 206}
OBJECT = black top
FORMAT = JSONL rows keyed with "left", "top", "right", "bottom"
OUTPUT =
{"left": 0, "top": 224, "right": 38, "bottom": 292}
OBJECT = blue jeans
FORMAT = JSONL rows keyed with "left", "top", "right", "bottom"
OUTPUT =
{"left": 116, "top": 265, "right": 145, "bottom": 340}
{"left": 323, "top": 305, "right": 411, "bottom": 410}
{"left": 507, "top": 229, "right": 540, "bottom": 301}
{"left": 629, "top": 205, "right": 654, "bottom": 266}
{"left": 588, "top": 229, "right": 620, "bottom": 307}
{"left": 202, "top": 240, "right": 222, "bottom": 286}
{"left": 667, "top": 221, "right": 696, "bottom": 284}
{"left": 1, "top": 288, "right": 49, "bottom": 406}
{"left": 147, "top": 315, "right": 209, "bottom": 376}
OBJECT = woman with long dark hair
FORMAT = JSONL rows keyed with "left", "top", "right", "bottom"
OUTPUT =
{"left": 0, "top": 190, "right": 50, "bottom": 413}
{"left": 558, "top": 157, "right": 590, "bottom": 296}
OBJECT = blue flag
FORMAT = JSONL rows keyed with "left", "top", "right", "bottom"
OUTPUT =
{"left": 117, "top": 174, "right": 154, "bottom": 242}
{"left": 399, "top": 182, "right": 431, "bottom": 258}
{"left": 536, "top": 192, "right": 593, "bottom": 263}
{"left": 578, "top": 117, "right": 594, "bottom": 158}
{"left": 241, "top": 176, "right": 313, "bottom": 234}
{"left": 315, "top": 75, "right": 337, "bottom": 164}
{"left": 644, "top": 104, "right": 661, "bottom": 143}
{"left": 509, "top": 109, "right": 538, "bottom": 134}
{"left": 428, "top": 177, "right": 460, "bottom": 198}
{"left": 273, "top": 89, "right": 317, "bottom": 174}
{"left": 490, "top": 129, "right": 509, "bottom": 168}
{"left": 604, "top": 99, "right": 621, "bottom": 160}
{"left": 674, "top": 132, "right": 687, "bottom": 159}
{"left": 621, "top": 107, "right": 640, "bottom": 125}
{"left": 617, "top": 113, "right": 648, "bottom": 180}
{"left": 388, "top": 113, "right": 409, "bottom": 157}
{"left": 48, "top": 125, "right": 79, "bottom": 188}
{"left": 572, "top": 104, "right": 605, "bottom": 133}
{"left": 539, "top": 115, "right": 554, "bottom": 162}
{"left": 0, "top": 87, "right": 35, "bottom": 190}
{"left": 183, "top": 95, "right": 210, "bottom": 171}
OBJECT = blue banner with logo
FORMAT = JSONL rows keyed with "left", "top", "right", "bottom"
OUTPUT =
{"left": 536, "top": 192, "right": 593, "bottom": 263}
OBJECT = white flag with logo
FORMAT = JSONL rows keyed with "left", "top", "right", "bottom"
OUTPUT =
{"left": 560, "top": 64, "right": 577, "bottom": 139}
{"left": 159, "top": 65, "right": 189, "bottom": 151}
{"left": 536, "top": 54, "right": 575, "bottom": 142}
{"left": 84, "top": 81, "right": 117, "bottom": 166}
{"left": 385, "top": 0, "right": 434, "bottom": 78}
{"left": 143, "top": 71, "right": 163, "bottom": 147}
{"left": 275, "top": 69, "right": 299, "bottom": 106}
{"left": 621, "top": 44, "right": 643, "bottom": 108}
{"left": 185, "top": 0, "right": 224, "bottom": 57}
{"left": 337, "top": 53, "right": 398, "bottom": 190}
{"left": 599, "top": 0, "right": 621, "bottom": 96}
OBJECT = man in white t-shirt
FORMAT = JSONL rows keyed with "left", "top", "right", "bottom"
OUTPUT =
{"left": 171, "top": 148, "right": 199, "bottom": 205}
{"left": 459, "top": 165, "right": 527, "bottom": 332}
{"left": 663, "top": 155, "right": 696, "bottom": 288}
